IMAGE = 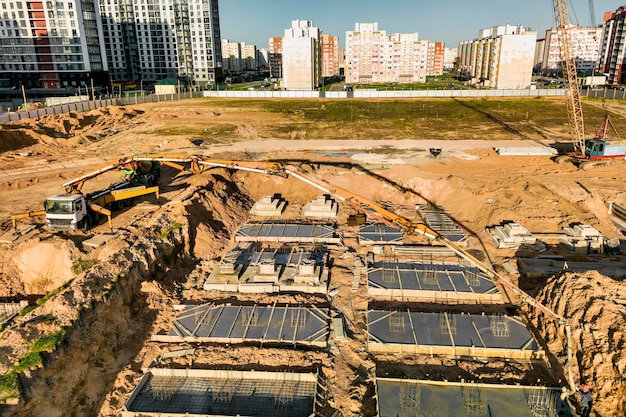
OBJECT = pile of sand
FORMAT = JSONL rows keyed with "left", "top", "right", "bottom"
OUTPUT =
{"left": 0, "top": 106, "right": 144, "bottom": 152}
{"left": 0, "top": 238, "right": 76, "bottom": 296}
{"left": 529, "top": 271, "right": 626, "bottom": 415}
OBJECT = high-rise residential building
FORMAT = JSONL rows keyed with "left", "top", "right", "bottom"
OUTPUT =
{"left": 281, "top": 19, "right": 320, "bottom": 90}
{"left": 459, "top": 24, "right": 537, "bottom": 89}
{"left": 321, "top": 33, "right": 339, "bottom": 77}
{"left": 0, "top": 0, "right": 108, "bottom": 89}
{"left": 338, "top": 49, "right": 345, "bottom": 76}
{"left": 222, "top": 39, "right": 241, "bottom": 72}
{"left": 443, "top": 47, "right": 458, "bottom": 71}
{"left": 257, "top": 48, "right": 268, "bottom": 69}
{"left": 345, "top": 22, "right": 386, "bottom": 84}
{"left": 240, "top": 42, "right": 256, "bottom": 70}
{"left": 98, "top": 0, "right": 222, "bottom": 87}
{"left": 427, "top": 41, "right": 445, "bottom": 75}
{"left": 222, "top": 39, "right": 257, "bottom": 72}
{"left": 598, "top": 6, "right": 626, "bottom": 84}
{"left": 345, "top": 22, "right": 443, "bottom": 84}
{"left": 268, "top": 36, "right": 282, "bottom": 78}
{"left": 541, "top": 26, "right": 601, "bottom": 75}
{"left": 534, "top": 38, "right": 546, "bottom": 72}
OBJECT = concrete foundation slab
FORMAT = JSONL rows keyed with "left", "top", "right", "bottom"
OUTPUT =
{"left": 152, "top": 303, "right": 330, "bottom": 348}
{"left": 236, "top": 222, "right": 340, "bottom": 244}
{"left": 82, "top": 232, "right": 119, "bottom": 248}
{"left": 0, "top": 225, "right": 36, "bottom": 244}
{"left": 368, "top": 310, "right": 542, "bottom": 360}
{"left": 367, "top": 261, "right": 502, "bottom": 303}
{"left": 376, "top": 378, "right": 573, "bottom": 417}
{"left": 358, "top": 223, "right": 404, "bottom": 245}
{"left": 122, "top": 368, "right": 319, "bottom": 417}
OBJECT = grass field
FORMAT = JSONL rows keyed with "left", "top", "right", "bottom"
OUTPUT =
{"left": 145, "top": 96, "right": 626, "bottom": 142}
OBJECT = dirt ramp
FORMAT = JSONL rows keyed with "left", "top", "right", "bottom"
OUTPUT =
{"left": 531, "top": 271, "right": 626, "bottom": 415}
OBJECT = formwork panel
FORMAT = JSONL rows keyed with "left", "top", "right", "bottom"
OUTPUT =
{"left": 154, "top": 304, "right": 329, "bottom": 348}
{"left": 367, "top": 311, "right": 542, "bottom": 360}
{"left": 358, "top": 223, "right": 404, "bottom": 245}
{"left": 235, "top": 222, "right": 340, "bottom": 244}
{"left": 367, "top": 262, "right": 502, "bottom": 303}
{"left": 122, "top": 369, "right": 319, "bottom": 417}
{"left": 376, "top": 378, "right": 573, "bottom": 417}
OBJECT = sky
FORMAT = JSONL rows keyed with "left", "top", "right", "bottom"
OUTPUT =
{"left": 219, "top": 0, "right": 622, "bottom": 49}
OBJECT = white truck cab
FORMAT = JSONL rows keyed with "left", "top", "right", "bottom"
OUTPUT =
{"left": 44, "top": 194, "right": 89, "bottom": 230}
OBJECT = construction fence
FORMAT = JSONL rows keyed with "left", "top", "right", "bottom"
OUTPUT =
{"left": 0, "top": 90, "right": 201, "bottom": 124}
{"left": 4, "top": 86, "right": 626, "bottom": 124}
{"left": 203, "top": 88, "right": 566, "bottom": 99}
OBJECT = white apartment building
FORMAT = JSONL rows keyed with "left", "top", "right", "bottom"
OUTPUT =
{"left": 222, "top": 39, "right": 257, "bottom": 72}
{"left": 541, "top": 26, "right": 602, "bottom": 74}
{"left": 345, "top": 23, "right": 385, "bottom": 84}
{"left": 222, "top": 39, "right": 241, "bottom": 72}
{"left": 282, "top": 19, "right": 320, "bottom": 90}
{"left": 459, "top": 25, "right": 536, "bottom": 89}
{"left": 345, "top": 22, "right": 443, "bottom": 84}
{"left": 0, "top": 0, "right": 107, "bottom": 89}
{"left": 443, "top": 47, "right": 458, "bottom": 70}
{"left": 240, "top": 42, "right": 256, "bottom": 70}
{"left": 98, "top": 0, "right": 222, "bottom": 86}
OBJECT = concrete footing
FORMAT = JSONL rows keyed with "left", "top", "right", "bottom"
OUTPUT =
{"left": 303, "top": 195, "right": 338, "bottom": 218}
{"left": 250, "top": 195, "right": 286, "bottom": 216}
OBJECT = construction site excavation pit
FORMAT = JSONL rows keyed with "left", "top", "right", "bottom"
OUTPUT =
{"left": 1, "top": 101, "right": 626, "bottom": 417}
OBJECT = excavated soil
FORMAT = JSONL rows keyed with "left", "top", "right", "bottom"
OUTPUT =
{"left": 0, "top": 100, "right": 625, "bottom": 417}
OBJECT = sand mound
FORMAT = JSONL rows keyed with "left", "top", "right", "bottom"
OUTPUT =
{"left": 1, "top": 106, "right": 144, "bottom": 152}
{"left": 13, "top": 239, "right": 76, "bottom": 294}
{"left": 530, "top": 271, "right": 626, "bottom": 415}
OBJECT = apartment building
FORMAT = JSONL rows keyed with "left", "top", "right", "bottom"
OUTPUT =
{"left": 540, "top": 26, "right": 601, "bottom": 75}
{"left": 459, "top": 24, "right": 536, "bottom": 89}
{"left": 443, "top": 47, "right": 458, "bottom": 71}
{"left": 222, "top": 39, "right": 240, "bottom": 72}
{"left": 0, "top": 0, "right": 107, "bottom": 89}
{"left": 268, "top": 36, "right": 282, "bottom": 78}
{"left": 240, "top": 42, "right": 256, "bottom": 70}
{"left": 281, "top": 19, "right": 320, "bottom": 90}
{"left": 98, "top": 0, "right": 222, "bottom": 87}
{"left": 598, "top": 6, "right": 626, "bottom": 84}
{"left": 534, "top": 38, "right": 546, "bottom": 72}
{"left": 257, "top": 47, "right": 268, "bottom": 69}
{"left": 345, "top": 22, "right": 443, "bottom": 84}
{"left": 345, "top": 22, "right": 386, "bottom": 84}
{"left": 427, "top": 41, "right": 445, "bottom": 75}
{"left": 321, "top": 33, "right": 339, "bottom": 77}
{"left": 222, "top": 39, "right": 257, "bottom": 72}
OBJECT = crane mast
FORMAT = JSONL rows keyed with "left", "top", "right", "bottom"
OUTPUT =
{"left": 554, "top": 0, "right": 586, "bottom": 155}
